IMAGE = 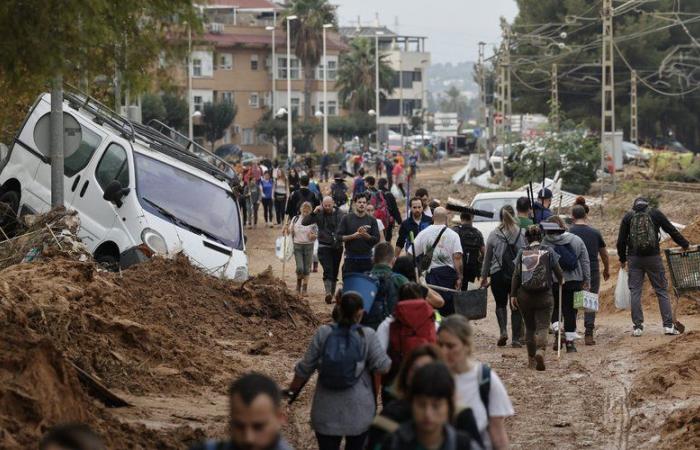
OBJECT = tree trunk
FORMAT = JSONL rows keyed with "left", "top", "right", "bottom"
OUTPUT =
{"left": 303, "top": 64, "right": 314, "bottom": 120}
{"left": 50, "top": 74, "right": 64, "bottom": 208}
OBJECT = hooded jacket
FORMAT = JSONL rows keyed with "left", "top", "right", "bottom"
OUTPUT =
{"left": 302, "top": 208, "right": 345, "bottom": 247}
{"left": 616, "top": 202, "right": 689, "bottom": 263}
{"left": 381, "top": 422, "right": 473, "bottom": 450}
{"left": 543, "top": 232, "right": 591, "bottom": 286}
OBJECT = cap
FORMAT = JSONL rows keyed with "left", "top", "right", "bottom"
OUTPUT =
{"left": 538, "top": 188, "right": 553, "bottom": 199}
{"left": 540, "top": 221, "right": 565, "bottom": 233}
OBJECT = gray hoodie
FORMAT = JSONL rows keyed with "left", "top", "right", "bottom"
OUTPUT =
{"left": 481, "top": 226, "right": 526, "bottom": 279}
{"left": 543, "top": 232, "right": 591, "bottom": 286}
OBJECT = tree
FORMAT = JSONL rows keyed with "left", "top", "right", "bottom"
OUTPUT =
{"left": 141, "top": 93, "right": 166, "bottom": 125}
{"left": 439, "top": 85, "right": 473, "bottom": 119}
{"left": 328, "top": 113, "right": 375, "bottom": 146}
{"left": 201, "top": 102, "right": 237, "bottom": 150}
{"left": 162, "top": 93, "right": 189, "bottom": 132}
{"left": 336, "top": 37, "right": 395, "bottom": 112}
{"left": 255, "top": 109, "right": 288, "bottom": 153}
{"left": 284, "top": 0, "right": 337, "bottom": 119}
{"left": 293, "top": 120, "right": 320, "bottom": 154}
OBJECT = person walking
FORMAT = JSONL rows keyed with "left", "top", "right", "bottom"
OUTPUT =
{"left": 379, "top": 362, "right": 475, "bottom": 450}
{"left": 384, "top": 157, "right": 394, "bottom": 188}
{"left": 410, "top": 207, "right": 463, "bottom": 316}
{"left": 285, "top": 201, "right": 318, "bottom": 297}
{"left": 337, "top": 194, "right": 380, "bottom": 275}
{"left": 288, "top": 168, "right": 301, "bottom": 193}
{"left": 569, "top": 198, "right": 610, "bottom": 345}
{"left": 366, "top": 203, "right": 386, "bottom": 243}
{"left": 286, "top": 175, "right": 320, "bottom": 220}
{"left": 190, "top": 373, "right": 293, "bottom": 450}
{"left": 515, "top": 196, "right": 534, "bottom": 229}
{"left": 392, "top": 159, "right": 405, "bottom": 197}
{"left": 616, "top": 197, "right": 689, "bottom": 336}
{"left": 480, "top": 205, "right": 526, "bottom": 347}
{"left": 273, "top": 169, "right": 288, "bottom": 226}
{"left": 352, "top": 168, "right": 367, "bottom": 197}
{"left": 304, "top": 196, "right": 345, "bottom": 303}
{"left": 330, "top": 173, "right": 349, "bottom": 210}
{"left": 415, "top": 188, "right": 433, "bottom": 219}
{"left": 287, "top": 292, "right": 391, "bottom": 450}
{"left": 533, "top": 188, "right": 553, "bottom": 223}
{"left": 452, "top": 211, "right": 485, "bottom": 288}
{"left": 395, "top": 197, "right": 432, "bottom": 257}
{"left": 320, "top": 151, "right": 331, "bottom": 182}
{"left": 245, "top": 178, "right": 261, "bottom": 228}
{"left": 377, "top": 178, "right": 402, "bottom": 243}
{"left": 542, "top": 217, "right": 591, "bottom": 353}
{"left": 241, "top": 179, "right": 251, "bottom": 229}
{"left": 510, "top": 225, "right": 563, "bottom": 371}
{"left": 438, "top": 316, "right": 513, "bottom": 449}
{"left": 261, "top": 172, "right": 275, "bottom": 228}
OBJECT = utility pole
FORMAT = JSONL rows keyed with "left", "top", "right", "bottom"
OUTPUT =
{"left": 601, "top": 0, "right": 615, "bottom": 198}
{"left": 551, "top": 63, "right": 559, "bottom": 131}
{"left": 478, "top": 41, "right": 487, "bottom": 157}
{"left": 501, "top": 21, "right": 512, "bottom": 152}
{"left": 495, "top": 44, "right": 504, "bottom": 147}
{"left": 630, "top": 69, "right": 638, "bottom": 145}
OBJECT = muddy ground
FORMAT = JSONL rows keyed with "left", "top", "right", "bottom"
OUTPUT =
{"left": 1, "top": 158, "right": 699, "bottom": 449}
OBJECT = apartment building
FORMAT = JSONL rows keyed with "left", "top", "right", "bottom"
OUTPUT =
{"left": 182, "top": 0, "right": 347, "bottom": 157}
{"left": 338, "top": 25, "right": 430, "bottom": 143}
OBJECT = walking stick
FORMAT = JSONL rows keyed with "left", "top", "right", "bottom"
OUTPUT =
{"left": 557, "top": 282, "right": 563, "bottom": 359}
{"left": 557, "top": 193, "right": 563, "bottom": 216}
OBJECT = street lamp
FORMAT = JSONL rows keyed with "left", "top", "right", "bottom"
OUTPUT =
{"left": 188, "top": 26, "right": 194, "bottom": 140}
{"left": 322, "top": 23, "right": 333, "bottom": 154}
{"left": 368, "top": 109, "right": 376, "bottom": 116}
{"left": 266, "top": 21, "right": 277, "bottom": 159}
{"left": 276, "top": 107, "right": 288, "bottom": 118}
{"left": 374, "top": 31, "right": 384, "bottom": 152}
{"left": 286, "top": 15, "right": 298, "bottom": 163}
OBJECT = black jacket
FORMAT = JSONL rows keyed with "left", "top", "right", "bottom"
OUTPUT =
{"left": 380, "top": 422, "right": 473, "bottom": 450}
{"left": 285, "top": 187, "right": 319, "bottom": 218}
{"left": 302, "top": 208, "right": 345, "bottom": 246}
{"left": 617, "top": 204, "right": 689, "bottom": 263}
{"left": 377, "top": 187, "right": 403, "bottom": 227}
{"left": 396, "top": 214, "right": 432, "bottom": 250}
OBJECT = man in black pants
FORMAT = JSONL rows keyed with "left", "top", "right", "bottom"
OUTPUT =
{"left": 303, "top": 196, "right": 345, "bottom": 303}
{"left": 336, "top": 194, "right": 380, "bottom": 275}
{"left": 285, "top": 175, "right": 320, "bottom": 219}
{"left": 377, "top": 178, "right": 402, "bottom": 242}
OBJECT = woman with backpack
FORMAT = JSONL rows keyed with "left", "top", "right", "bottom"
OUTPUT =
{"left": 287, "top": 292, "right": 391, "bottom": 450}
{"left": 510, "top": 225, "right": 564, "bottom": 371}
{"left": 542, "top": 217, "right": 591, "bottom": 353}
{"left": 285, "top": 201, "right": 318, "bottom": 297}
{"left": 379, "top": 362, "right": 475, "bottom": 450}
{"left": 438, "top": 315, "right": 513, "bottom": 450}
{"left": 480, "top": 205, "right": 526, "bottom": 347}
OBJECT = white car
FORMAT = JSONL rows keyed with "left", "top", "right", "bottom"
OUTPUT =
{"left": 469, "top": 191, "right": 525, "bottom": 239}
{"left": 0, "top": 90, "right": 248, "bottom": 281}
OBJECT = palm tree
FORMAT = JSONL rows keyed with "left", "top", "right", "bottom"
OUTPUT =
{"left": 284, "top": 0, "right": 336, "bottom": 119}
{"left": 336, "top": 37, "right": 395, "bottom": 113}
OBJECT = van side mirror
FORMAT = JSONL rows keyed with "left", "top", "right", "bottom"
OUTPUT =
{"left": 103, "top": 180, "right": 130, "bottom": 208}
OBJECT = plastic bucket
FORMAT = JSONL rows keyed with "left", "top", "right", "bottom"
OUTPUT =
{"left": 454, "top": 289, "right": 488, "bottom": 320}
{"left": 342, "top": 273, "right": 379, "bottom": 312}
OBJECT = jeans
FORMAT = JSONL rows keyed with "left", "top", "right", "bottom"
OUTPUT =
{"left": 246, "top": 200, "right": 259, "bottom": 225}
{"left": 552, "top": 280, "right": 582, "bottom": 334}
{"left": 518, "top": 289, "right": 554, "bottom": 357}
{"left": 490, "top": 270, "right": 524, "bottom": 341}
{"left": 315, "top": 432, "right": 367, "bottom": 450}
{"left": 426, "top": 265, "right": 458, "bottom": 316}
{"left": 342, "top": 257, "right": 373, "bottom": 276}
{"left": 262, "top": 198, "right": 273, "bottom": 223}
{"left": 583, "top": 272, "right": 601, "bottom": 332}
{"left": 274, "top": 194, "right": 287, "bottom": 224}
{"left": 321, "top": 167, "right": 330, "bottom": 182}
{"left": 318, "top": 245, "right": 343, "bottom": 283}
{"left": 294, "top": 243, "right": 314, "bottom": 275}
{"left": 628, "top": 255, "right": 673, "bottom": 328}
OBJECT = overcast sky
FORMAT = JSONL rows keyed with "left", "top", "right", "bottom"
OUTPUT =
{"left": 332, "top": 0, "right": 519, "bottom": 64}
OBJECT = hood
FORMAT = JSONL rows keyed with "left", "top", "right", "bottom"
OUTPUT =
{"left": 633, "top": 197, "right": 649, "bottom": 212}
{"left": 545, "top": 231, "right": 576, "bottom": 245}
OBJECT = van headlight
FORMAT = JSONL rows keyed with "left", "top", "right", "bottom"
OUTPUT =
{"left": 141, "top": 228, "right": 168, "bottom": 255}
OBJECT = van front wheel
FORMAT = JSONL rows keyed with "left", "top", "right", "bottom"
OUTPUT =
{"left": 95, "top": 253, "right": 120, "bottom": 272}
{"left": 0, "top": 190, "right": 20, "bottom": 239}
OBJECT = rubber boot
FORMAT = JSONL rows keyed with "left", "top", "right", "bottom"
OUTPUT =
{"left": 323, "top": 280, "right": 333, "bottom": 304}
{"left": 511, "top": 309, "right": 524, "bottom": 348}
{"left": 535, "top": 350, "right": 546, "bottom": 371}
{"left": 296, "top": 276, "right": 302, "bottom": 296}
{"left": 496, "top": 307, "right": 508, "bottom": 346}
{"left": 528, "top": 356, "right": 536, "bottom": 369}
{"left": 301, "top": 276, "right": 309, "bottom": 297}
{"left": 312, "top": 261, "right": 318, "bottom": 273}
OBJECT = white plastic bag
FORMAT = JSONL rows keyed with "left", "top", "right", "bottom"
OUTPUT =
{"left": 614, "top": 269, "right": 631, "bottom": 310}
{"left": 391, "top": 184, "right": 404, "bottom": 202}
{"left": 275, "top": 235, "right": 294, "bottom": 262}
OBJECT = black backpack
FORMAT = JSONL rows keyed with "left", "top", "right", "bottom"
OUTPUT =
{"left": 498, "top": 230, "right": 520, "bottom": 284}
{"left": 331, "top": 182, "right": 348, "bottom": 207}
{"left": 454, "top": 224, "right": 483, "bottom": 270}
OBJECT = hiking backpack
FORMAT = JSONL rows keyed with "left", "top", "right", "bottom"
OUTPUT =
{"left": 331, "top": 183, "right": 348, "bottom": 207}
{"left": 370, "top": 191, "right": 392, "bottom": 229}
{"left": 629, "top": 210, "right": 658, "bottom": 255}
{"left": 362, "top": 271, "right": 400, "bottom": 330}
{"left": 353, "top": 177, "right": 366, "bottom": 196}
{"left": 553, "top": 243, "right": 578, "bottom": 271}
{"left": 498, "top": 230, "right": 520, "bottom": 284}
{"left": 520, "top": 245, "right": 552, "bottom": 292}
{"left": 318, "top": 324, "right": 366, "bottom": 390}
{"left": 455, "top": 225, "right": 483, "bottom": 271}
{"left": 387, "top": 300, "right": 436, "bottom": 373}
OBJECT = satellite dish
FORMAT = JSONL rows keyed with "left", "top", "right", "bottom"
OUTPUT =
{"left": 34, "top": 112, "right": 83, "bottom": 158}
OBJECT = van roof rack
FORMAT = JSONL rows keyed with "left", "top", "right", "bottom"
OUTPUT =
{"left": 63, "top": 86, "right": 136, "bottom": 142}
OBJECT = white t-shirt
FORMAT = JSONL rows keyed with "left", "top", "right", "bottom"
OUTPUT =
{"left": 454, "top": 363, "right": 514, "bottom": 447}
{"left": 376, "top": 315, "right": 439, "bottom": 353}
{"left": 424, "top": 207, "right": 433, "bottom": 218}
{"left": 410, "top": 224, "right": 463, "bottom": 271}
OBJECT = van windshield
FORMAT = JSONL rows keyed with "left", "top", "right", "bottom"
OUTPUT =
{"left": 471, "top": 198, "right": 519, "bottom": 222}
{"left": 134, "top": 153, "right": 242, "bottom": 250}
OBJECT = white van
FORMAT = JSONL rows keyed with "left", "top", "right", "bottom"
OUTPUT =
{"left": 0, "top": 90, "right": 248, "bottom": 281}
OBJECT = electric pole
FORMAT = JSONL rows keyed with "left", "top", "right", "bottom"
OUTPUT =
{"left": 478, "top": 42, "right": 487, "bottom": 156}
{"left": 630, "top": 69, "right": 638, "bottom": 145}
{"left": 551, "top": 63, "right": 559, "bottom": 131}
{"left": 501, "top": 21, "right": 512, "bottom": 150}
{"left": 601, "top": 0, "right": 615, "bottom": 197}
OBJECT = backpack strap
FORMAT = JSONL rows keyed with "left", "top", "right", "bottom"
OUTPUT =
{"left": 478, "top": 363, "right": 491, "bottom": 417}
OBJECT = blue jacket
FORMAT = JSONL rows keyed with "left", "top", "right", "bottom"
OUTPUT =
{"left": 533, "top": 202, "right": 552, "bottom": 224}
{"left": 395, "top": 214, "right": 432, "bottom": 250}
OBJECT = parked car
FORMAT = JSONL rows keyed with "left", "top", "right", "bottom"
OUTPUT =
{"left": 649, "top": 137, "right": 690, "bottom": 153}
{"left": 622, "top": 141, "right": 651, "bottom": 164}
{"left": 0, "top": 90, "right": 248, "bottom": 280}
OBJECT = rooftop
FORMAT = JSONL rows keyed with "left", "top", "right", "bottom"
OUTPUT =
{"left": 337, "top": 26, "right": 397, "bottom": 39}
{"left": 202, "top": 32, "right": 348, "bottom": 51}
{"left": 200, "top": 0, "right": 279, "bottom": 9}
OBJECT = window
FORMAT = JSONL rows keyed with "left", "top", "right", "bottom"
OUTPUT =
{"left": 95, "top": 143, "right": 129, "bottom": 191}
{"left": 290, "top": 98, "right": 300, "bottom": 116}
{"left": 218, "top": 53, "right": 233, "bottom": 70}
{"left": 242, "top": 128, "right": 255, "bottom": 145}
{"left": 277, "top": 56, "right": 300, "bottom": 79}
{"left": 219, "top": 91, "right": 234, "bottom": 104}
{"left": 413, "top": 70, "right": 422, "bottom": 82}
{"left": 249, "top": 93, "right": 259, "bottom": 108}
{"left": 250, "top": 54, "right": 259, "bottom": 71}
{"left": 316, "top": 59, "right": 338, "bottom": 80}
{"left": 64, "top": 125, "right": 102, "bottom": 177}
{"left": 192, "top": 59, "right": 202, "bottom": 77}
{"left": 194, "top": 96, "right": 203, "bottom": 112}
{"left": 318, "top": 101, "right": 338, "bottom": 116}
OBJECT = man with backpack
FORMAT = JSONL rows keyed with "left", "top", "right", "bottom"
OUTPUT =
{"left": 533, "top": 188, "right": 553, "bottom": 224}
{"left": 330, "top": 173, "right": 349, "bottom": 210}
{"left": 285, "top": 175, "right": 320, "bottom": 219}
{"left": 364, "top": 242, "right": 410, "bottom": 330}
{"left": 366, "top": 176, "right": 400, "bottom": 243}
{"left": 542, "top": 218, "right": 591, "bottom": 353}
{"left": 377, "top": 178, "right": 403, "bottom": 243}
{"left": 452, "top": 211, "right": 485, "bottom": 288}
{"left": 617, "top": 197, "right": 689, "bottom": 336}
{"left": 304, "top": 196, "right": 346, "bottom": 303}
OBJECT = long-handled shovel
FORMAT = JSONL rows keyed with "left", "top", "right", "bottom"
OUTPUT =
{"left": 557, "top": 282, "right": 563, "bottom": 359}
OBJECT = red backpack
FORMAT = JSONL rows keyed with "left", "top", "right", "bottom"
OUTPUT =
{"left": 371, "top": 191, "right": 392, "bottom": 229}
{"left": 387, "top": 300, "right": 436, "bottom": 374}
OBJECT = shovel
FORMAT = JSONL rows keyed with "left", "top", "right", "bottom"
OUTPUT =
{"left": 671, "top": 287, "right": 686, "bottom": 334}
{"left": 557, "top": 282, "right": 563, "bottom": 359}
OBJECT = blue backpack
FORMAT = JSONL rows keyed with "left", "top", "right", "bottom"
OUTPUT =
{"left": 361, "top": 271, "right": 400, "bottom": 330}
{"left": 318, "top": 324, "right": 366, "bottom": 389}
{"left": 554, "top": 243, "right": 578, "bottom": 271}
{"left": 353, "top": 177, "right": 366, "bottom": 196}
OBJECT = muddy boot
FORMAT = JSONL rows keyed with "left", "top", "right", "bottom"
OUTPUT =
{"left": 496, "top": 307, "right": 508, "bottom": 346}
{"left": 323, "top": 280, "right": 333, "bottom": 304}
{"left": 528, "top": 356, "right": 536, "bottom": 369}
{"left": 312, "top": 261, "right": 318, "bottom": 273}
{"left": 584, "top": 329, "right": 596, "bottom": 345}
{"left": 535, "top": 350, "right": 546, "bottom": 371}
{"left": 301, "top": 276, "right": 309, "bottom": 297}
{"left": 511, "top": 308, "right": 524, "bottom": 348}
{"left": 296, "top": 276, "right": 303, "bottom": 296}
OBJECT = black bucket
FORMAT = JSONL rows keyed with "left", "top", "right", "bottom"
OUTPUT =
{"left": 454, "top": 289, "right": 488, "bottom": 320}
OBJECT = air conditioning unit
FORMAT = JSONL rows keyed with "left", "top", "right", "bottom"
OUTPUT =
{"left": 208, "top": 23, "right": 224, "bottom": 34}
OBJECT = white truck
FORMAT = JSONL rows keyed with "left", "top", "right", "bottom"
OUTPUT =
{"left": 0, "top": 89, "right": 248, "bottom": 281}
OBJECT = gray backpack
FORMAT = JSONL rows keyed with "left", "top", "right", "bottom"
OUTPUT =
{"left": 520, "top": 245, "right": 552, "bottom": 292}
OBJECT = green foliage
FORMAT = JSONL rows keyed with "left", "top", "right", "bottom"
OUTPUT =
{"left": 201, "top": 102, "right": 237, "bottom": 149}
{"left": 336, "top": 37, "right": 395, "bottom": 112}
{"left": 508, "top": 130, "right": 600, "bottom": 194}
{"left": 327, "top": 113, "right": 375, "bottom": 146}
{"left": 293, "top": 120, "right": 320, "bottom": 154}
{"left": 161, "top": 93, "right": 189, "bottom": 132}
{"left": 661, "top": 156, "right": 700, "bottom": 182}
{"left": 255, "top": 109, "right": 287, "bottom": 149}
{"left": 141, "top": 93, "right": 166, "bottom": 125}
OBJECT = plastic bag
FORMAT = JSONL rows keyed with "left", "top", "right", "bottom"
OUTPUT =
{"left": 391, "top": 184, "right": 404, "bottom": 202}
{"left": 614, "top": 269, "right": 631, "bottom": 310}
{"left": 275, "top": 235, "right": 294, "bottom": 262}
